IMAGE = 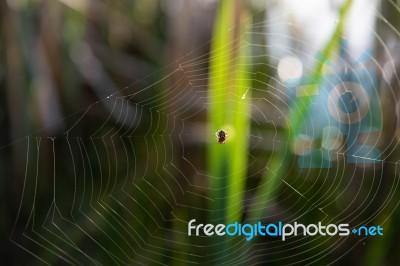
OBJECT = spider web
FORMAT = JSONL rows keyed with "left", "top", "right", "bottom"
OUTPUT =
{"left": 8, "top": 0, "right": 400, "bottom": 265}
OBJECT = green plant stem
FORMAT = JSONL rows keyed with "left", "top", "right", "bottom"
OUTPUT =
{"left": 247, "top": 0, "right": 354, "bottom": 223}
{"left": 207, "top": 0, "right": 251, "bottom": 262}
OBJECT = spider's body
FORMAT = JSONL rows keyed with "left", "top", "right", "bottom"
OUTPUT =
{"left": 216, "top": 130, "right": 227, "bottom": 144}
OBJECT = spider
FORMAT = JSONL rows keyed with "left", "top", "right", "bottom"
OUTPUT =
{"left": 216, "top": 130, "right": 227, "bottom": 144}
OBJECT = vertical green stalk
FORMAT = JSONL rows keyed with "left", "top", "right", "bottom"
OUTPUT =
{"left": 208, "top": 0, "right": 250, "bottom": 222}
{"left": 208, "top": 0, "right": 233, "bottom": 224}
{"left": 248, "top": 0, "right": 354, "bottom": 223}
{"left": 207, "top": 0, "right": 251, "bottom": 258}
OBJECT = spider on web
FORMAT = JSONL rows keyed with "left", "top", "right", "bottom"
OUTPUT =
{"left": 216, "top": 130, "right": 227, "bottom": 144}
